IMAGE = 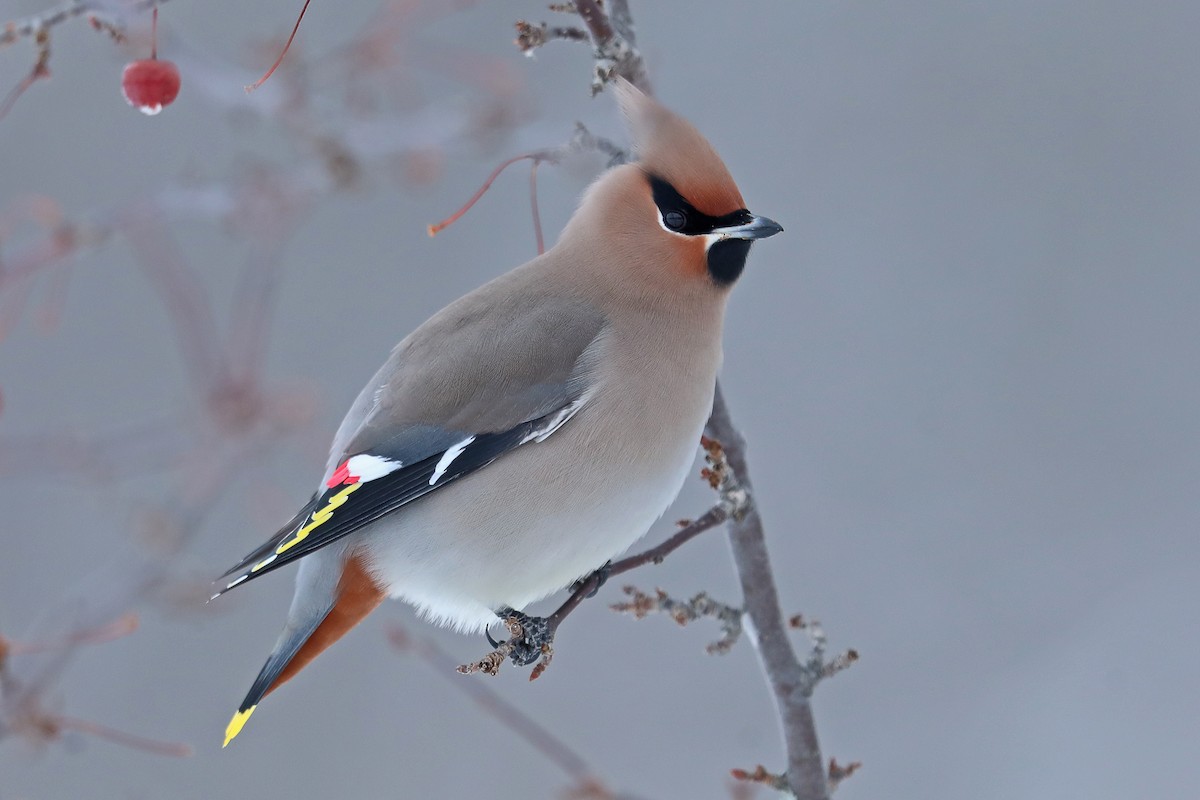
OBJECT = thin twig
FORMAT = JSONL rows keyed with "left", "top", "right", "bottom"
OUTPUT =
{"left": 574, "top": 0, "right": 613, "bottom": 45}
{"left": 570, "top": 0, "right": 649, "bottom": 95}
{"left": 0, "top": 27, "right": 51, "bottom": 122}
{"left": 611, "top": 586, "right": 744, "bottom": 655}
{"left": 548, "top": 506, "right": 729, "bottom": 634}
{"left": 514, "top": 20, "right": 589, "bottom": 53}
{"left": 389, "top": 623, "right": 591, "bottom": 778}
{"left": 827, "top": 758, "right": 862, "bottom": 793}
{"left": 0, "top": 613, "right": 138, "bottom": 656}
{"left": 51, "top": 715, "right": 193, "bottom": 757}
{"left": 428, "top": 125, "right": 627, "bottom": 239}
{"left": 606, "top": 0, "right": 637, "bottom": 45}
{"left": 427, "top": 153, "right": 539, "bottom": 237}
{"left": 123, "top": 209, "right": 225, "bottom": 396}
{"left": 0, "top": 0, "right": 170, "bottom": 48}
{"left": 390, "top": 623, "right": 654, "bottom": 800}
{"left": 530, "top": 159, "right": 545, "bottom": 255}
{"left": 730, "top": 765, "right": 789, "bottom": 793}
{"left": 244, "top": 0, "right": 313, "bottom": 93}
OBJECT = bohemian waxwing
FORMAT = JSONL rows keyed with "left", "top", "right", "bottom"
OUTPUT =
{"left": 216, "top": 79, "right": 782, "bottom": 746}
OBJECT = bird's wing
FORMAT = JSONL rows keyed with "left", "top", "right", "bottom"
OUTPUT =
{"left": 216, "top": 285, "right": 607, "bottom": 595}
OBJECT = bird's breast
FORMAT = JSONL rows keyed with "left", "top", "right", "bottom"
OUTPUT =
{"left": 360, "top": 308, "right": 723, "bottom": 631}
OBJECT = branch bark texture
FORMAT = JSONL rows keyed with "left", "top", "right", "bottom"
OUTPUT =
{"left": 706, "top": 384, "right": 829, "bottom": 800}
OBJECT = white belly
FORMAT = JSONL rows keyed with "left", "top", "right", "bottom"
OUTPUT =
{"left": 358, "top": 402, "right": 707, "bottom": 632}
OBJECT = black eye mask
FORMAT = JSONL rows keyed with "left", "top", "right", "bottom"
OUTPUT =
{"left": 645, "top": 172, "right": 756, "bottom": 286}
{"left": 646, "top": 173, "right": 753, "bottom": 235}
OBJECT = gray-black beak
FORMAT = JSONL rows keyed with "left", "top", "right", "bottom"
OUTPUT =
{"left": 711, "top": 214, "right": 784, "bottom": 241}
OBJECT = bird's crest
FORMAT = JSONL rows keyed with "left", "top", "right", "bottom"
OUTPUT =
{"left": 613, "top": 78, "right": 745, "bottom": 217}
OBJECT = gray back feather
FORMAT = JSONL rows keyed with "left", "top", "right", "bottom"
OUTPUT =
{"left": 323, "top": 269, "right": 608, "bottom": 485}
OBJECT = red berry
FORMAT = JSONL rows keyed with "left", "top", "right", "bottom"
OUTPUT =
{"left": 121, "top": 59, "right": 180, "bottom": 115}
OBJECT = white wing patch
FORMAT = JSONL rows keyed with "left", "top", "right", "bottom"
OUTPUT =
{"left": 327, "top": 453, "right": 403, "bottom": 488}
{"left": 345, "top": 454, "right": 403, "bottom": 482}
{"left": 430, "top": 436, "right": 476, "bottom": 486}
{"left": 521, "top": 397, "right": 587, "bottom": 445}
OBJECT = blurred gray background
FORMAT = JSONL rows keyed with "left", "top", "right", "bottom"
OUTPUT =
{"left": 2, "top": 1, "right": 1197, "bottom": 798}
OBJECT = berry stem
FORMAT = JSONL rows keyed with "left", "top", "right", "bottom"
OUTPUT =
{"left": 427, "top": 153, "right": 543, "bottom": 238}
{"left": 245, "top": 0, "right": 313, "bottom": 94}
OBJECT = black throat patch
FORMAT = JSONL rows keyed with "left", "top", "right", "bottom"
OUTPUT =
{"left": 706, "top": 239, "right": 753, "bottom": 286}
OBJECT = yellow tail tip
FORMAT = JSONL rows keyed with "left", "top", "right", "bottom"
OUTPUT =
{"left": 223, "top": 705, "right": 257, "bottom": 748}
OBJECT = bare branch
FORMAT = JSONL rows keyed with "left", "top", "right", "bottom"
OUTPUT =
{"left": 606, "top": 0, "right": 637, "bottom": 45}
{"left": 555, "top": 511, "right": 728, "bottom": 649}
{"left": 392, "top": 622, "right": 657, "bottom": 800}
{"left": 730, "top": 765, "right": 789, "bottom": 793}
{"left": 611, "top": 586, "right": 744, "bottom": 655}
{"left": 573, "top": 0, "right": 613, "bottom": 45}
{"left": 47, "top": 715, "right": 193, "bottom": 757}
{"left": 786, "top": 615, "right": 859, "bottom": 684}
{"left": 568, "top": 121, "right": 629, "bottom": 167}
{"left": 0, "top": 0, "right": 168, "bottom": 48}
{"left": 388, "top": 624, "right": 650, "bottom": 800}
{"left": 826, "top": 758, "right": 862, "bottom": 793}
{"left": 574, "top": 0, "right": 649, "bottom": 95}
{"left": 511, "top": 0, "right": 650, "bottom": 94}
{"left": 0, "top": 26, "right": 51, "bottom": 122}
{"left": 0, "top": 614, "right": 191, "bottom": 757}
{"left": 0, "top": 613, "right": 137, "bottom": 657}
{"left": 706, "top": 383, "right": 833, "bottom": 799}
{"left": 122, "top": 209, "right": 225, "bottom": 396}
{"left": 514, "top": 20, "right": 589, "bottom": 53}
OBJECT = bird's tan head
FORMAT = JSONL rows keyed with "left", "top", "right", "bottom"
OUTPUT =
{"left": 563, "top": 79, "right": 782, "bottom": 291}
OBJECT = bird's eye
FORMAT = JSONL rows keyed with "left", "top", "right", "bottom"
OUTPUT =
{"left": 662, "top": 209, "right": 687, "bottom": 231}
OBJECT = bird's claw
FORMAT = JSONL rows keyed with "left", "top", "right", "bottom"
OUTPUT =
{"left": 570, "top": 560, "right": 613, "bottom": 598}
{"left": 490, "top": 606, "right": 552, "bottom": 667}
{"left": 484, "top": 623, "right": 504, "bottom": 649}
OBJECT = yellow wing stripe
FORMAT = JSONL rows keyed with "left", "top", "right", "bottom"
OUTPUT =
{"left": 274, "top": 482, "right": 363, "bottom": 556}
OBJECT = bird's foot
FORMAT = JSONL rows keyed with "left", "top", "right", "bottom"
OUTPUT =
{"left": 486, "top": 606, "right": 551, "bottom": 667}
{"left": 570, "top": 560, "right": 613, "bottom": 598}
